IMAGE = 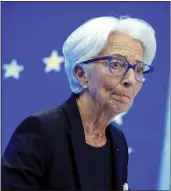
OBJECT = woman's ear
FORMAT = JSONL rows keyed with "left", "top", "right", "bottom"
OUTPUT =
{"left": 75, "top": 65, "right": 88, "bottom": 87}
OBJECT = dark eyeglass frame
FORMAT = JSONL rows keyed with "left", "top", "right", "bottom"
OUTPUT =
{"left": 81, "top": 55, "right": 154, "bottom": 82}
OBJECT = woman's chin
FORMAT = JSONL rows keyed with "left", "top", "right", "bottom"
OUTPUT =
{"left": 109, "top": 99, "right": 129, "bottom": 114}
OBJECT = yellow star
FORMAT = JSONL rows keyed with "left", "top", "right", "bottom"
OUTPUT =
{"left": 3, "top": 59, "right": 24, "bottom": 80}
{"left": 43, "top": 50, "right": 64, "bottom": 73}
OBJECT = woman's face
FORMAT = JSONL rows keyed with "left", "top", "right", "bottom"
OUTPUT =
{"left": 86, "top": 32, "right": 144, "bottom": 114}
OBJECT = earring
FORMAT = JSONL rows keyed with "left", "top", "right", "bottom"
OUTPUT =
{"left": 83, "top": 84, "right": 87, "bottom": 89}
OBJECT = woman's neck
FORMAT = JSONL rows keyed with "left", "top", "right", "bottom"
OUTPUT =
{"left": 76, "top": 91, "right": 116, "bottom": 137}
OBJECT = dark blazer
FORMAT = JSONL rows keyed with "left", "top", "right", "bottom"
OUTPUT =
{"left": 2, "top": 94, "right": 129, "bottom": 190}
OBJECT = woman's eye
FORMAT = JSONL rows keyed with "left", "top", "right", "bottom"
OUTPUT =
{"left": 111, "top": 61, "right": 122, "bottom": 68}
{"left": 136, "top": 67, "right": 144, "bottom": 73}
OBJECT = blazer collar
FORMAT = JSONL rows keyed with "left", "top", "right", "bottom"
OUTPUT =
{"left": 62, "top": 94, "right": 123, "bottom": 190}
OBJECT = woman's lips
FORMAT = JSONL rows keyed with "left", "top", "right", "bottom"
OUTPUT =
{"left": 113, "top": 92, "right": 131, "bottom": 99}
{"left": 111, "top": 92, "right": 131, "bottom": 104}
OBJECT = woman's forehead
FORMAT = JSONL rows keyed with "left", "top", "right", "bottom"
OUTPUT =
{"left": 99, "top": 32, "right": 144, "bottom": 62}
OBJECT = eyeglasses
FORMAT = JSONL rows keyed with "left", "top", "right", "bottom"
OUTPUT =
{"left": 81, "top": 55, "right": 154, "bottom": 82}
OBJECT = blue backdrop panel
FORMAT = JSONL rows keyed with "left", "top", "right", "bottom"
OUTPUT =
{"left": 2, "top": 2, "right": 170, "bottom": 190}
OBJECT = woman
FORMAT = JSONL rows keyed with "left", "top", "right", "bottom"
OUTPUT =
{"left": 2, "top": 16, "right": 156, "bottom": 190}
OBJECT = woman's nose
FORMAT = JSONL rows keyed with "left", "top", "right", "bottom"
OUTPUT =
{"left": 121, "top": 69, "right": 136, "bottom": 88}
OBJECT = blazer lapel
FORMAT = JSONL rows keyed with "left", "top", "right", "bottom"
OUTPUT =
{"left": 107, "top": 125, "right": 123, "bottom": 190}
{"left": 62, "top": 94, "right": 92, "bottom": 189}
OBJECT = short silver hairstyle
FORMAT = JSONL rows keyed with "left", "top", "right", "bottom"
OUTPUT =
{"left": 62, "top": 16, "right": 157, "bottom": 94}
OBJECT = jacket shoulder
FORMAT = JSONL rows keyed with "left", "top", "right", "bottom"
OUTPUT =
{"left": 34, "top": 105, "right": 64, "bottom": 123}
{"left": 12, "top": 104, "right": 68, "bottom": 140}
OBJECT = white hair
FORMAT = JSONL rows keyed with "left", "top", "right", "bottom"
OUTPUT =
{"left": 62, "top": 16, "right": 157, "bottom": 94}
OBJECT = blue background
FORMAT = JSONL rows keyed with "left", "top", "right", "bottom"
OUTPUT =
{"left": 2, "top": 2, "right": 170, "bottom": 190}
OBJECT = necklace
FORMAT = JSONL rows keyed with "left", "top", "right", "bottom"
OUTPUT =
{"left": 84, "top": 131, "right": 105, "bottom": 137}
{"left": 84, "top": 131, "right": 107, "bottom": 147}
